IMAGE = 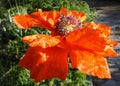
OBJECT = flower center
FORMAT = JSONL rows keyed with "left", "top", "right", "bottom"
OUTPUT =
{"left": 56, "top": 14, "right": 82, "bottom": 35}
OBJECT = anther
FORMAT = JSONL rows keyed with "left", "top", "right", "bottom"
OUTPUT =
{"left": 56, "top": 14, "right": 82, "bottom": 35}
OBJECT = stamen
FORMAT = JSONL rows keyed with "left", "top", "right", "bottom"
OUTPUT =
{"left": 56, "top": 14, "right": 82, "bottom": 35}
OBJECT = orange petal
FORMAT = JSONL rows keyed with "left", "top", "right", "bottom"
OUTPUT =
{"left": 84, "top": 22, "right": 118, "bottom": 57}
{"left": 13, "top": 9, "right": 60, "bottom": 30}
{"left": 66, "top": 28, "right": 107, "bottom": 52}
{"left": 71, "top": 10, "right": 87, "bottom": 22}
{"left": 30, "top": 10, "right": 60, "bottom": 30}
{"left": 60, "top": 7, "right": 87, "bottom": 22}
{"left": 22, "top": 34, "right": 61, "bottom": 48}
{"left": 13, "top": 15, "right": 35, "bottom": 29}
{"left": 97, "top": 23, "right": 110, "bottom": 37}
{"left": 85, "top": 22, "right": 111, "bottom": 38}
{"left": 107, "top": 39, "right": 118, "bottom": 47}
{"left": 18, "top": 47, "right": 42, "bottom": 70}
{"left": 103, "top": 46, "right": 118, "bottom": 57}
{"left": 66, "top": 28, "right": 117, "bottom": 57}
{"left": 70, "top": 50, "right": 111, "bottom": 78}
{"left": 19, "top": 47, "right": 68, "bottom": 82}
{"left": 13, "top": 8, "right": 87, "bottom": 30}
{"left": 60, "top": 7, "right": 68, "bottom": 16}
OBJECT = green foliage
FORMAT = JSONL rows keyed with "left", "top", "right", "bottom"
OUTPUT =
{"left": 27, "top": 0, "right": 97, "bottom": 21}
{"left": 0, "top": 0, "right": 95, "bottom": 86}
{"left": 36, "top": 69, "right": 89, "bottom": 86}
{"left": 1, "top": 0, "right": 96, "bottom": 21}
{"left": 0, "top": 66, "right": 34, "bottom": 86}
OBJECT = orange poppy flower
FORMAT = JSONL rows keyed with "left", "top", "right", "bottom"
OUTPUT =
{"left": 13, "top": 7, "right": 117, "bottom": 82}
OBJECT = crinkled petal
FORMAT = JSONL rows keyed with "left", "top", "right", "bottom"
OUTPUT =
{"left": 71, "top": 10, "right": 87, "bottom": 22}
{"left": 13, "top": 9, "right": 60, "bottom": 30}
{"left": 97, "top": 23, "right": 110, "bottom": 37}
{"left": 30, "top": 10, "right": 60, "bottom": 30}
{"left": 22, "top": 34, "right": 61, "bottom": 48}
{"left": 107, "top": 39, "right": 118, "bottom": 47}
{"left": 13, "top": 7, "right": 87, "bottom": 30}
{"left": 60, "top": 7, "right": 68, "bottom": 16}
{"left": 70, "top": 50, "right": 111, "bottom": 78}
{"left": 18, "top": 47, "right": 43, "bottom": 71}
{"left": 66, "top": 27, "right": 117, "bottom": 57}
{"left": 66, "top": 28, "right": 107, "bottom": 52}
{"left": 13, "top": 15, "right": 35, "bottom": 29}
{"left": 60, "top": 7, "right": 87, "bottom": 22}
{"left": 103, "top": 45, "right": 117, "bottom": 57}
{"left": 85, "top": 22, "right": 111, "bottom": 38}
{"left": 19, "top": 47, "right": 68, "bottom": 82}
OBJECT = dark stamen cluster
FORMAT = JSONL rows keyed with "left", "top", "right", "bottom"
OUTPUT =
{"left": 56, "top": 14, "right": 82, "bottom": 35}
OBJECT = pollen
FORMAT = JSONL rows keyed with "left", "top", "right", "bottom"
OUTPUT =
{"left": 56, "top": 14, "right": 82, "bottom": 35}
